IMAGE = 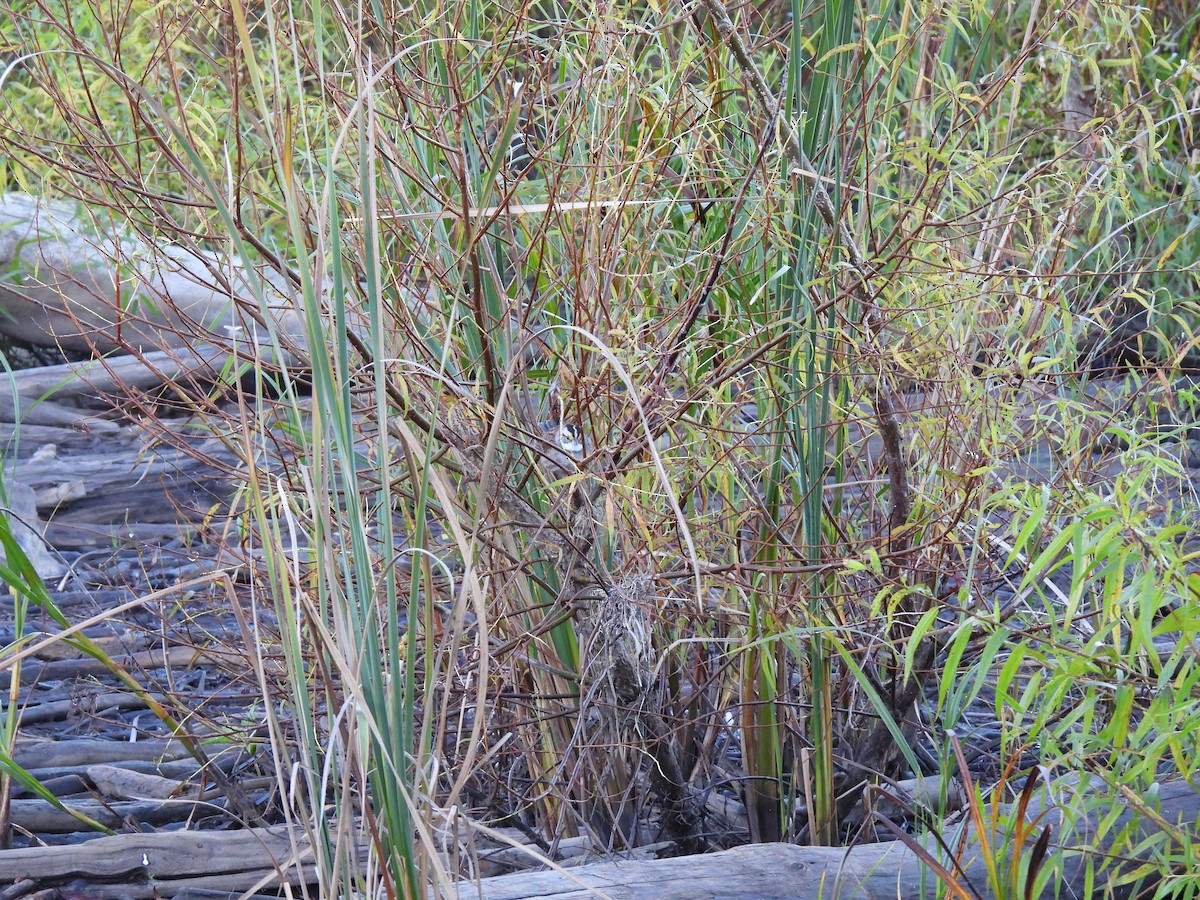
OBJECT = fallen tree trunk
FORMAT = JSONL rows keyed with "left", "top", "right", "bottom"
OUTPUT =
{"left": 0, "top": 824, "right": 308, "bottom": 884}
{"left": 6, "top": 795, "right": 243, "bottom": 833}
{"left": 0, "top": 770, "right": 1194, "bottom": 896}
{"left": 0, "top": 192, "right": 303, "bottom": 356}
{"left": 452, "top": 779, "right": 1200, "bottom": 899}
{"left": 0, "top": 345, "right": 264, "bottom": 423}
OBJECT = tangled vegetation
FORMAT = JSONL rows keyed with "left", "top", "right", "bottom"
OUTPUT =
{"left": 2, "top": 0, "right": 1199, "bottom": 895}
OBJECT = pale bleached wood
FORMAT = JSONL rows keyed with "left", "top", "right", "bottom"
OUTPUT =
{"left": 0, "top": 645, "right": 224, "bottom": 690}
{"left": 24, "top": 754, "right": 238, "bottom": 786}
{"left": 82, "top": 873, "right": 311, "bottom": 900}
{"left": 25, "top": 627, "right": 147, "bottom": 661}
{"left": 453, "top": 842, "right": 912, "bottom": 900}
{"left": 2, "top": 477, "right": 64, "bottom": 580}
{"left": 7, "top": 796, "right": 236, "bottom": 832}
{"left": 453, "top": 780, "right": 1200, "bottom": 899}
{"left": 88, "top": 764, "right": 194, "bottom": 801}
{"left": 0, "top": 344, "right": 299, "bottom": 424}
{"left": 1, "top": 420, "right": 235, "bottom": 550}
{"left": 14, "top": 691, "right": 166, "bottom": 726}
{"left": 11, "top": 738, "right": 191, "bottom": 769}
{"left": 1, "top": 781, "right": 1194, "bottom": 897}
{"left": 0, "top": 193, "right": 303, "bottom": 356}
{"left": 3, "top": 347, "right": 229, "bottom": 405}
{"left": 0, "top": 824, "right": 304, "bottom": 881}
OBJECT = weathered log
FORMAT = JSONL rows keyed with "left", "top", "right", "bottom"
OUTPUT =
{"left": 41, "top": 522, "right": 201, "bottom": 550}
{"left": 165, "top": 891, "right": 281, "bottom": 900}
{"left": 13, "top": 691, "right": 166, "bottom": 726}
{"left": 455, "top": 842, "right": 916, "bottom": 900}
{"left": 0, "top": 878, "right": 36, "bottom": 899}
{"left": 451, "top": 779, "right": 1200, "bottom": 899}
{"left": 0, "top": 193, "right": 302, "bottom": 355}
{"left": 87, "top": 764, "right": 195, "bottom": 801}
{"left": 14, "top": 773, "right": 89, "bottom": 798}
{"left": 7, "top": 795, "right": 237, "bottom": 832}
{"left": 3, "top": 347, "right": 229, "bottom": 407}
{"left": 0, "top": 344, "right": 299, "bottom": 428}
{"left": 66, "top": 869, "right": 318, "bottom": 900}
{"left": 0, "top": 422, "right": 107, "bottom": 456}
{"left": 11, "top": 738, "right": 191, "bottom": 769}
{"left": 0, "top": 824, "right": 304, "bottom": 881}
{"left": 0, "top": 645, "right": 234, "bottom": 690}
{"left": 23, "top": 628, "right": 146, "bottom": 661}
{"left": 107, "top": 886, "right": 288, "bottom": 900}
{"left": 0, "top": 781, "right": 1191, "bottom": 896}
{"left": 22, "top": 753, "right": 240, "bottom": 787}
{"left": 3, "top": 421, "right": 233, "bottom": 524}
{"left": 0, "top": 589, "right": 141, "bottom": 611}
{"left": 11, "top": 753, "right": 252, "bottom": 801}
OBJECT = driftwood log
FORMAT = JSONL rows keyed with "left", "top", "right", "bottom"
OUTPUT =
{"left": 2, "top": 777, "right": 1191, "bottom": 897}
{"left": 0, "top": 348, "right": 254, "bottom": 578}
{"left": 0, "top": 825, "right": 317, "bottom": 897}
{"left": 451, "top": 779, "right": 1200, "bottom": 899}
{"left": 0, "top": 344, "right": 277, "bottom": 426}
{"left": 0, "top": 192, "right": 303, "bottom": 355}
